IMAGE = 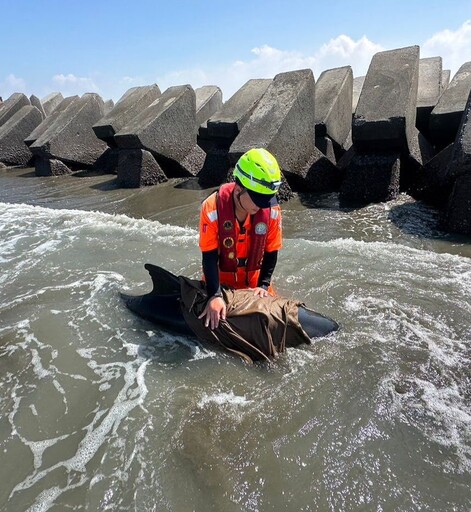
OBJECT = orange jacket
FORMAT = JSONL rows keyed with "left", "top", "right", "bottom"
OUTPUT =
{"left": 199, "top": 187, "right": 282, "bottom": 289}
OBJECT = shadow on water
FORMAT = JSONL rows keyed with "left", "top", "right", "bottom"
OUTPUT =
{"left": 388, "top": 200, "right": 471, "bottom": 245}
{"left": 16, "top": 170, "right": 37, "bottom": 178}
{"left": 297, "top": 191, "right": 356, "bottom": 212}
{"left": 174, "top": 177, "right": 216, "bottom": 191}
{"left": 136, "top": 336, "right": 198, "bottom": 365}
{"left": 121, "top": 305, "right": 200, "bottom": 364}
{"left": 74, "top": 169, "right": 111, "bottom": 178}
{"left": 87, "top": 176, "right": 121, "bottom": 191}
{"left": 298, "top": 190, "right": 471, "bottom": 246}
{"left": 85, "top": 174, "right": 213, "bottom": 194}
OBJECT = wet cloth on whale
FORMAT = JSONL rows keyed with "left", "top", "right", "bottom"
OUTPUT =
{"left": 179, "top": 276, "right": 311, "bottom": 364}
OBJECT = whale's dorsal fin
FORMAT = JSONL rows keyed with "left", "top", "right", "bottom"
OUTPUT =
{"left": 144, "top": 263, "right": 181, "bottom": 296}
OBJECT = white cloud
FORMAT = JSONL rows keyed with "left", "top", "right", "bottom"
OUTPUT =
{"left": 0, "top": 74, "right": 27, "bottom": 99}
{"left": 315, "top": 35, "right": 384, "bottom": 77}
{"left": 157, "top": 68, "right": 212, "bottom": 92}
{"left": 40, "top": 25, "right": 467, "bottom": 104}
{"left": 422, "top": 20, "right": 471, "bottom": 77}
{"left": 51, "top": 73, "right": 100, "bottom": 96}
{"left": 150, "top": 35, "right": 383, "bottom": 102}
{"left": 119, "top": 75, "right": 152, "bottom": 87}
{"left": 226, "top": 45, "right": 315, "bottom": 89}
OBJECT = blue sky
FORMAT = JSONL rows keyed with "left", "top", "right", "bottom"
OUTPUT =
{"left": 1, "top": 0, "right": 470, "bottom": 103}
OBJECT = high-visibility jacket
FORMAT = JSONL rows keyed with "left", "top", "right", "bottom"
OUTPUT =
{"left": 199, "top": 183, "right": 282, "bottom": 289}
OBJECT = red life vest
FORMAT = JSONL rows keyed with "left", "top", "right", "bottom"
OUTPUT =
{"left": 216, "top": 183, "right": 270, "bottom": 278}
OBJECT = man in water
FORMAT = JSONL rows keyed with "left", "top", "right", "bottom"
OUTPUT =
{"left": 198, "top": 148, "right": 283, "bottom": 329}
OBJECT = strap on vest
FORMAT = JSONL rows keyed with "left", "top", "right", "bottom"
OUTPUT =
{"left": 216, "top": 183, "right": 270, "bottom": 281}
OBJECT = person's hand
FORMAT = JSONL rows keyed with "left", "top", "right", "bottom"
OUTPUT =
{"left": 198, "top": 296, "right": 226, "bottom": 330}
{"left": 253, "top": 286, "right": 269, "bottom": 298}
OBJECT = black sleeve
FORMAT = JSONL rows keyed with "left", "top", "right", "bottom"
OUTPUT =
{"left": 257, "top": 250, "right": 278, "bottom": 289}
{"left": 202, "top": 249, "right": 222, "bottom": 298}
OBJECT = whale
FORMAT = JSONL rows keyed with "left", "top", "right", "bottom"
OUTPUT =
{"left": 121, "top": 264, "right": 339, "bottom": 340}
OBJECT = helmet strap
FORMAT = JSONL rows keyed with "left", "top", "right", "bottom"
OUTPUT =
{"left": 234, "top": 188, "right": 249, "bottom": 219}
{"left": 236, "top": 189, "right": 245, "bottom": 209}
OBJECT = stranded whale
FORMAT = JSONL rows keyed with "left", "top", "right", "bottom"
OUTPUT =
{"left": 121, "top": 264, "right": 339, "bottom": 361}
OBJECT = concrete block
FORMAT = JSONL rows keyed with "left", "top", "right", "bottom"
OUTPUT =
{"left": 401, "top": 126, "right": 435, "bottom": 191}
{"left": 315, "top": 65, "right": 353, "bottom": 147}
{"left": 409, "top": 143, "right": 454, "bottom": 207}
{"left": 283, "top": 146, "right": 341, "bottom": 192}
{"left": 339, "top": 152, "right": 401, "bottom": 206}
{"left": 276, "top": 178, "right": 295, "bottom": 203}
{"left": 447, "top": 88, "right": 471, "bottom": 181}
{"left": 93, "top": 84, "right": 161, "bottom": 145}
{"left": 177, "top": 144, "right": 207, "bottom": 176}
{"left": 117, "top": 148, "right": 167, "bottom": 188}
{"left": 417, "top": 57, "right": 443, "bottom": 108}
{"left": 315, "top": 136, "right": 336, "bottom": 164}
{"left": 115, "top": 85, "right": 197, "bottom": 164}
{"left": 443, "top": 173, "right": 471, "bottom": 234}
{"left": 25, "top": 95, "right": 79, "bottom": 147}
{"left": 196, "top": 149, "right": 231, "bottom": 188}
{"left": 30, "top": 93, "right": 108, "bottom": 168}
{"left": 406, "top": 126, "right": 435, "bottom": 167}
{"left": 155, "top": 144, "right": 206, "bottom": 178}
{"left": 197, "top": 121, "right": 216, "bottom": 153}
{"left": 0, "top": 106, "right": 43, "bottom": 166}
{"left": 196, "top": 85, "right": 223, "bottom": 127}
{"left": 104, "top": 99, "right": 114, "bottom": 115}
{"left": 352, "top": 76, "right": 365, "bottom": 113}
{"left": 441, "top": 70, "right": 451, "bottom": 93}
{"left": 29, "top": 95, "right": 46, "bottom": 120}
{"left": 337, "top": 145, "right": 355, "bottom": 171}
{"left": 416, "top": 57, "right": 442, "bottom": 136}
{"left": 0, "top": 93, "right": 30, "bottom": 127}
{"left": 229, "top": 69, "right": 316, "bottom": 172}
{"left": 353, "top": 46, "right": 420, "bottom": 151}
{"left": 206, "top": 79, "right": 271, "bottom": 144}
{"left": 92, "top": 147, "right": 120, "bottom": 174}
{"left": 430, "top": 61, "right": 471, "bottom": 148}
{"left": 35, "top": 157, "right": 73, "bottom": 176}
{"left": 41, "top": 92, "right": 64, "bottom": 116}
{"left": 340, "top": 129, "right": 353, "bottom": 154}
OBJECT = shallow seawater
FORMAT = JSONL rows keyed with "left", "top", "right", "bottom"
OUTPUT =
{"left": 0, "top": 167, "right": 470, "bottom": 511}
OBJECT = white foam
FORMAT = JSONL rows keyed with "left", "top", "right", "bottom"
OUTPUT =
{"left": 28, "top": 435, "right": 71, "bottom": 470}
{"left": 385, "top": 375, "right": 471, "bottom": 473}
{"left": 10, "top": 357, "right": 151, "bottom": 497}
{"left": 25, "top": 475, "right": 87, "bottom": 512}
{"left": 26, "top": 486, "right": 62, "bottom": 512}
{"left": 198, "top": 391, "right": 252, "bottom": 407}
{"left": 30, "top": 239, "right": 62, "bottom": 256}
{"left": 0, "top": 201, "right": 198, "bottom": 245}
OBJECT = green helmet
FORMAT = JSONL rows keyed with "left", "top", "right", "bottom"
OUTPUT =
{"left": 233, "top": 148, "right": 282, "bottom": 196}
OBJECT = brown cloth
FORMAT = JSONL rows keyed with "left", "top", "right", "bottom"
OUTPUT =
{"left": 179, "top": 276, "right": 311, "bottom": 363}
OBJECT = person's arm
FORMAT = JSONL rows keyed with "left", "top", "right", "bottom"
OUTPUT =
{"left": 253, "top": 205, "right": 282, "bottom": 297}
{"left": 201, "top": 249, "right": 221, "bottom": 298}
{"left": 257, "top": 250, "right": 278, "bottom": 290}
{"left": 199, "top": 249, "right": 226, "bottom": 329}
